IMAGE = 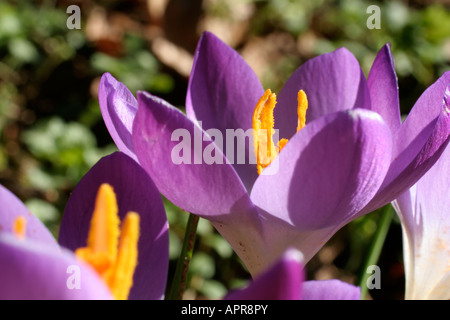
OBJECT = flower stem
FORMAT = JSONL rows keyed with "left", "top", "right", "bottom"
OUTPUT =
{"left": 168, "top": 213, "right": 199, "bottom": 300}
{"left": 357, "top": 204, "right": 394, "bottom": 300}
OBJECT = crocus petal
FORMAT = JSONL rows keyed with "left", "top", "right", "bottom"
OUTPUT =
{"left": 251, "top": 109, "right": 391, "bottom": 229}
{"left": 367, "top": 43, "right": 401, "bottom": 135}
{"left": 363, "top": 75, "right": 450, "bottom": 213}
{"left": 186, "top": 31, "right": 264, "bottom": 191}
{"left": 0, "top": 232, "right": 112, "bottom": 300}
{"left": 0, "top": 184, "right": 57, "bottom": 247}
{"left": 392, "top": 144, "right": 450, "bottom": 299}
{"left": 249, "top": 109, "right": 392, "bottom": 268}
{"left": 133, "top": 91, "right": 254, "bottom": 218}
{"left": 275, "top": 47, "right": 371, "bottom": 139}
{"left": 302, "top": 280, "right": 361, "bottom": 300}
{"left": 224, "top": 248, "right": 304, "bottom": 300}
{"left": 59, "top": 152, "right": 169, "bottom": 300}
{"left": 98, "top": 72, "right": 138, "bottom": 161}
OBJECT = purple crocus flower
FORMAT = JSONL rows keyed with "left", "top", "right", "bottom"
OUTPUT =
{"left": 98, "top": 32, "right": 449, "bottom": 276}
{"left": 225, "top": 248, "right": 361, "bottom": 300}
{"left": 392, "top": 97, "right": 450, "bottom": 300}
{"left": 0, "top": 184, "right": 110, "bottom": 299}
{"left": 0, "top": 152, "right": 169, "bottom": 300}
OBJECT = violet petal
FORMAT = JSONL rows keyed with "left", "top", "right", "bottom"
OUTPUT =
{"left": 59, "top": 152, "right": 169, "bottom": 300}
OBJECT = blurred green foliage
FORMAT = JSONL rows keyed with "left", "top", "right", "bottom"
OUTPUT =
{"left": 22, "top": 117, "right": 116, "bottom": 189}
{"left": 250, "top": 0, "right": 450, "bottom": 106}
{"left": 90, "top": 33, "right": 174, "bottom": 94}
{"left": 0, "top": 0, "right": 448, "bottom": 300}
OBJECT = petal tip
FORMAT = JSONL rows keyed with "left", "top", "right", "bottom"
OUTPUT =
{"left": 444, "top": 84, "right": 450, "bottom": 112}
{"left": 348, "top": 108, "right": 385, "bottom": 124}
{"left": 283, "top": 248, "right": 304, "bottom": 265}
{"left": 99, "top": 72, "right": 118, "bottom": 91}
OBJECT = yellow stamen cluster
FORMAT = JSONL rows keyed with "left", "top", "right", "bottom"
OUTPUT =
{"left": 252, "top": 90, "right": 278, "bottom": 175}
{"left": 297, "top": 90, "right": 308, "bottom": 132}
{"left": 252, "top": 89, "right": 308, "bottom": 174}
{"left": 75, "top": 183, "right": 140, "bottom": 300}
{"left": 13, "top": 215, "right": 27, "bottom": 239}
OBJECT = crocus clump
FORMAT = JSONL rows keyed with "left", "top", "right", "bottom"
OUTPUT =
{"left": 99, "top": 31, "right": 449, "bottom": 276}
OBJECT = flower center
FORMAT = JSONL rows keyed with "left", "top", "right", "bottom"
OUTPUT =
{"left": 75, "top": 183, "right": 140, "bottom": 300}
{"left": 252, "top": 89, "right": 308, "bottom": 174}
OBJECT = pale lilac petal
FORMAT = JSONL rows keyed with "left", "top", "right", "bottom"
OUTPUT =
{"left": 186, "top": 32, "right": 264, "bottom": 191}
{"left": 367, "top": 43, "right": 402, "bottom": 135}
{"left": 392, "top": 144, "right": 450, "bottom": 299}
{"left": 98, "top": 72, "right": 138, "bottom": 161}
{"left": 275, "top": 47, "right": 371, "bottom": 139}
{"left": 133, "top": 91, "right": 254, "bottom": 218}
{"left": 302, "top": 280, "right": 361, "bottom": 300}
{"left": 364, "top": 75, "right": 450, "bottom": 213}
{"left": 224, "top": 248, "right": 304, "bottom": 300}
{"left": 0, "top": 232, "right": 112, "bottom": 300}
{"left": 208, "top": 210, "right": 269, "bottom": 278}
{"left": 59, "top": 152, "right": 169, "bottom": 300}
{"left": 0, "top": 184, "right": 57, "bottom": 247}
